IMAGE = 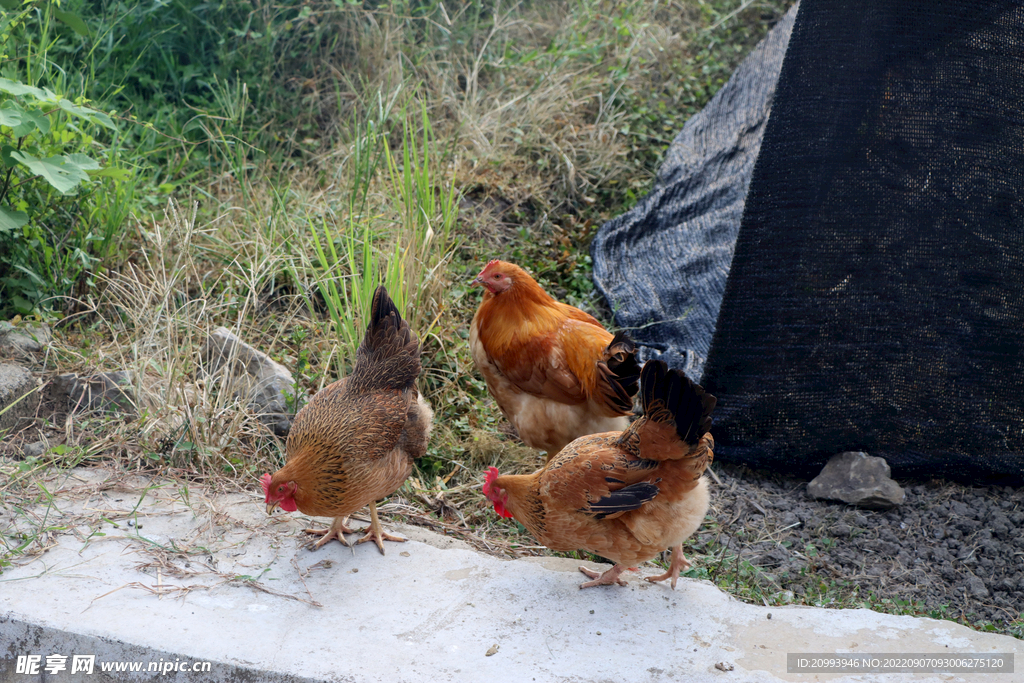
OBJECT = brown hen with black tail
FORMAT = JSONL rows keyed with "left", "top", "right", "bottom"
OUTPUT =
{"left": 262, "top": 285, "right": 433, "bottom": 554}
{"left": 483, "top": 359, "right": 715, "bottom": 589}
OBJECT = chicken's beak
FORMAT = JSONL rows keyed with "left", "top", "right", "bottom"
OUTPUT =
{"left": 471, "top": 275, "right": 484, "bottom": 287}
{"left": 266, "top": 501, "right": 280, "bottom": 515}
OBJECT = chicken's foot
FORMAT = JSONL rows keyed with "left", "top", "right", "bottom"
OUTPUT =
{"left": 354, "top": 502, "right": 405, "bottom": 554}
{"left": 578, "top": 564, "right": 628, "bottom": 588}
{"left": 645, "top": 545, "right": 692, "bottom": 589}
{"left": 304, "top": 516, "right": 357, "bottom": 550}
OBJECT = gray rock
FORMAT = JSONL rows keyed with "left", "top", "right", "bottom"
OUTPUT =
{"left": 967, "top": 575, "right": 990, "bottom": 599}
{"left": 807, "top": 451, "right": 906, "bottom": 510}
{"left": 0, "top": 363, "right": 40, "bottom": 433}
{"left": 21, "top": 441, "right": 46, "bottom": 458}
{"left": 0, "top": 321, "right": 51, "bottom": 356}
{"left": 199, "top": 327, "right": 296, "bottom": 436}
{"left": 54, "top": 371, "right": 136, "bottom": 416}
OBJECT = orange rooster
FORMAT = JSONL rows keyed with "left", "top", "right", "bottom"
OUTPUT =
{"left": 262, "top": 285, "right": 433, "bottom": 553}
{"left": 470, "top": 260, "right": 640, "bottom": 458}
{"left": 482, "top": 360, "right": 715, "bottom": 589}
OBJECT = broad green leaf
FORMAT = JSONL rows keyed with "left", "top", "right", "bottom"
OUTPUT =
{"left": 11, "top": 295, "right": 34, "bottom": 315}
{"left": 0, "top": 206, "right": 29, "bottom": 233}
{"left": 57, "top": 99, "right": 92, "bottom": 118}
{"left": 12, "top": 108, "right": 49, "bottom": 137}
{"left": 57, "top": 99, "right": 115, "bottom": 130}
{"left": 53, "top": 9, "right": 91, "bottom": 37}
{"left": 0, "top": 0, "right": 19, "bottom": 9}
{"left": 90, "top": 110, "right": 115, "bottom": 130}
{"left": 66, "top": 153, "right": 101, "bottom": 171}
{"left": 0, "top": 78, "right": 46, "bottom": 100}
{"left": 0, "top": 100, "right": 22, "bottom": 127}
{"left": 10, "top": 152, "right": 90, "bottom": 194}
{"left": 0, "top": 145, "right": 17, "bottom": 167}
{"left": 89, "top": 167, "right": 132, "bottom": 181}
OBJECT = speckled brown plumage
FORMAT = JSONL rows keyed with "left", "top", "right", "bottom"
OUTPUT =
{"left": 267, "top": 285, "right": 432, "bottom": 550}
{"left": 490, "top": 360, "right": 715, "bottom": 587}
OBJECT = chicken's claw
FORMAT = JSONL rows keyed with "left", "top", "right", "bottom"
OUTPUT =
{"left": 356, "top": 528, "right": 406, "bottom": 554}
{"left": 578, "top": 564, "right": 628, "bottom": 588}
{"left": 304, "top": 516, "right": 357, "bottom": 550}
{"left": 355, "top": 502, "right": 405, "bottom": 555}
{"left": 645, "top": 545, "right": 691, "bottom": 589}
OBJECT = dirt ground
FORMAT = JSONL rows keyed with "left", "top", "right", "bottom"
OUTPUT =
{"left": 699, "top": 459, "right": 1024, "bottom": 634}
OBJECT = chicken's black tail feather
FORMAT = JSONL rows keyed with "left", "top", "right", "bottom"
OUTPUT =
{"left": 349, "top": 285, "right": 421, "bottom": 392}
{"left": 599, "top": 331, "right": 642, "bottom": 414}
{"left": 639, "top": 360, "right": 716, "bottom": 445}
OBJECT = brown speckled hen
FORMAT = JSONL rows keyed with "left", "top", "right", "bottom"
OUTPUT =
{"left": 483, "top": 360, "right": 715, "bottom": 588}
{"left": 262, "top": 285, "right": 433, "bottom": 553}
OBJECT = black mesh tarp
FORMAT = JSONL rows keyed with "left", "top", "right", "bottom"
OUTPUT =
{"left": 592, "top": 4, "right": 798, "bottom": 379}
{"left": 594, "top": 0, "right": 1024, "bottom": 483}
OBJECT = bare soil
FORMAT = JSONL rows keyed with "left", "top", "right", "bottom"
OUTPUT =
{"left": 700, "top": 460, "right": 1024, "bottom": 634}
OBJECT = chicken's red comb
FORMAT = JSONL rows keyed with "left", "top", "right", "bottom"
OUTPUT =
{"left": 260, "top": 473, "right": 272, "bottom": 500}
{"left": 477, "top": 260, "right": 502, "bottom": 277}
{"left": 482, "top": 466, "right": 500, "bottom": 497}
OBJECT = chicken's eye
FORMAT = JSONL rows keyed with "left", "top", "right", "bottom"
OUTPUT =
{"left": 494, "top": 274, "right": 503, "bottom": 280}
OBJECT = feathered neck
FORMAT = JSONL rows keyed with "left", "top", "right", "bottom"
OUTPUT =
{"left": 494, "top": 471, "right": 545, "bottom": 531}
{"left": 266, "top": 461, "right": 302, "bottom": 495}
{"left": 476, "top": 267, "right": 564, "bottom": 353}
{"left": 481, "top": 264, "right": 555, "bottom": 309}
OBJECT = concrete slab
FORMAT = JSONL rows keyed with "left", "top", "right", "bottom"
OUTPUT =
{"left": 1, "top": 468, "right": 1019, "bottom": 682}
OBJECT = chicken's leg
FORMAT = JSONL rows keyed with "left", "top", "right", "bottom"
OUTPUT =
{"left": 578, "top": 564, "right": 628, "bottom": 588}
{"left": 645, "top": 545, "right": 692, "bottom": 589}
{"left": 354, "top": 502, "right": 406, "bottom": 554}
{"left": 304, "top": 516, "right": 357, "bottom": 549}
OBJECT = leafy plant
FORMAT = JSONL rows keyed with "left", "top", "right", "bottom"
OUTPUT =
{"left": 0, "top": 1, "right": 130, "bottom": 315}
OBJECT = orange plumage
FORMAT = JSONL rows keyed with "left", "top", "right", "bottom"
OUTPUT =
{"left": 470, "top": 260, "right": 640, "bottom": 458}
{"left": 262, "top": 285, "right": 433, "bottom": 553}
{"left": 482, "top": 360, "right": 716, "bottom": 589}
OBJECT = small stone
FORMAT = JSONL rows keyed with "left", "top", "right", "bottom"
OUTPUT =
{"left": 400, "top": 551, "right": 411, "bottom": 557}
{"left": 807, "top": 452, "right": 905, "bottom": 509}
{"left": 967, "top": 575, "right": 989, "bottom": 599}
{"left": 199, "top": 327, "right": 297, "bottom": 436}
{"left": 766, "top": 613, "right": 772, "bottom": 619}
{"left": 54, "top": 371, "right": 136, "bottom": 417}
{"left": 351, "top": 568, "right": 359, "bottom": 573}
{"left": 0, "top": 321, "right": 51, "bottom": 356}
{"left": 485, "top": 644, "right": 499, "bottom": 656}
{"left": 0, "top": 363, "right": 40, "bottom": 433}
{"left": 715, "top": 662, "right": 735, "bottom": 672}
{"left": 20, "top": 441, "right": 46, "bottom": 458}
